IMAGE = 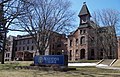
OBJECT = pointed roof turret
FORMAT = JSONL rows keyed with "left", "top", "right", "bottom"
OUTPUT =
{"left": 78, "top": 2, "right": 91, "bottom": 17}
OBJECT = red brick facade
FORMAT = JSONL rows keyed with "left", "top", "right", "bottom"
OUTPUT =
{"left": 67, "top": 3, "right": 118, "bottom": 61}
{"left": 5, "top": 33, "right": 67, "bottom": 61}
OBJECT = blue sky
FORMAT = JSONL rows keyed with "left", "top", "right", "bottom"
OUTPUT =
{"left": 71, "top": 0, "right": 120, "bottom": 26}
{"left": 8, "top": 0, "right": 120, "bottom": 36}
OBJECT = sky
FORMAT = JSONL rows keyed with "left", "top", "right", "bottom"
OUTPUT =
{"left": 70, "top": 0, "right": 120, "bottom": 26}
{"left": 8, "top": 0, "right": 120, "bottom": 36}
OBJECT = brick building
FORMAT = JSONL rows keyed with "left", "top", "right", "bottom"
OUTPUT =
{"left": 5, "top": 32, "right": 67, "bottom": 61}
{"left": 67, "top": 3, "right": 118, "bottom": 61}
{"left": 4, "top": 36, "right": 14, "bottom": 61}
{"left": 4, "top": 2, "right": 118, "bottom": 61}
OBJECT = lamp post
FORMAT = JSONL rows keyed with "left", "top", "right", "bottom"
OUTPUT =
{"left": 62, "top": 50, "right": 64, "bottom": 55}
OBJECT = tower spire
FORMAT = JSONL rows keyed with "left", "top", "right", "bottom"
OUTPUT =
{"left": 78, "top": 2, "right": 91, "bottom": 25}
{"left": 78, "top": 2, "right": 91, "bottom": 17}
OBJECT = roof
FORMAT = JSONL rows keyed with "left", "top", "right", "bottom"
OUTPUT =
{"left": 78, "top": 2, "right": 91, "bottom": 17}
{"left": 79, "top": 24, "right": 89, "bottom": 28}
{"left": 79, "top": 21, "right": 98, "bottom": 28}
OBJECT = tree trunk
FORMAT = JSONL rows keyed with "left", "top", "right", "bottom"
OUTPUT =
{"left": 1, "top": 28, "right": 7, "bottom": 64}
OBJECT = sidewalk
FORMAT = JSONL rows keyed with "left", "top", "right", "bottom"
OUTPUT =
{"left": 68, "top": 63, "right": 97, "bottom": 66}
{"left": 96, "top": 64, "right": 120, "bottom": 70}
{"left": 68, "top": 63, "right": 120, "bottom": 70}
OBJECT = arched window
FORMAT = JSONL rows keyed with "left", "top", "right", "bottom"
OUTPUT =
{"left": 80, "top": 36, "right": 85, "bottom": 44}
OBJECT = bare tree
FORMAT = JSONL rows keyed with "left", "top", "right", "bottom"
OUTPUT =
{"left": 92, "top": 9, "right": 120, "bottom": 59}
{"left": 0, "top": 0, "right": 28, "bottom": 64}
{"left": 18, "top": 0, "right": 75, "bottom": 55}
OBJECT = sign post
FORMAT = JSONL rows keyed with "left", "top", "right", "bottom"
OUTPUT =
{"left": 34, "top": 55, "right": 68, "bottom": 66}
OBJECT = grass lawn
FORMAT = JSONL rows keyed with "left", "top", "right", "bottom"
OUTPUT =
{"left": 0, "top": 61, "right": 120, "bottom": 77}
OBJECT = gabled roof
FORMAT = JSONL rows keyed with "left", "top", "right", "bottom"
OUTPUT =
{"left": 78, "top": 2, "right": 91, "bottom": 17}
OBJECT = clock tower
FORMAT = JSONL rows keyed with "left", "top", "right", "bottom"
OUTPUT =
{"left": 78, "top": 2, "right": 91, "bottom": 25}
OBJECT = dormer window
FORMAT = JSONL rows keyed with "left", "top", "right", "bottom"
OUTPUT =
{"left": 80, "top": 30, "right": 86, "bottom": 34}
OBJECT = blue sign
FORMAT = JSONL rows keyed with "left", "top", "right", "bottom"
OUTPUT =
{"left": 34, "top": 55, "right": 65, "bottom": 66}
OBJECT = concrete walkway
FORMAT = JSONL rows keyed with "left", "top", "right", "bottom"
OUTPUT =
{"left": 68, "top": 63, "right": 97, "bottom": 66}
{"left": 96, "top": 65, "right": 120, "bottom": 70}
{"left": 68, "top": 63, "right": 120, "bottom": 70}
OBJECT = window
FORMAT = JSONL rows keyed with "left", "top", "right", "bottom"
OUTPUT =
{"left": 80, "top": 49, "right": 85, "bottom": 59}
{"left": 76, "top": 39, "right": 78, "bottom": 45}
{"left": 76, "top": 49, "right": 78, "bottom": 54}
{"left": 57, "top": 44, "right": 61, "bottom": 47}
{"left": 31, "top": 46, "right": 34, "bottom": 50}
{"left": 27, "top": 46, "right": 29, "bottom": 50}
{"left": 80, "top": 30, "right": 82, "bottom": 34}
{"left": 27, "top": 39, "right": 29, "bottom": 44}
{"left": 19, "top": 41, "right": 21, "bottom": 45}
{"left": 15, "top": 47, "right": 17, "bottom": 51}
{"left": 80, "top": 30, "right": 86, "bottom": 34}
{"left": 91, "top": 37, "right": 94, "bottom": 43}
{"left": 8, "top": 47, "right": 10, "bottom": 51}
{"left": 80, "top": 36, "right": 85, "bottom": 44}
{"left": 6, "top": 53, "right": 7, "bottom": 57}
{"left": 32, "top": 39, "right": 34, "bottom": 43}
{"left": 69, "top": 50, "right": 72, "bottom": 60}
{"left": 5, "top": 59, "right": 9, "bottom": 61}
{"left": 6, "top": 53, "right": 10, "bottom": 57}
{"left": 19, "top": 47, "right": 21, "bottom": 51}
{"left": 23, "top": 47, "right": 25, "bottom": 50}
{"left": 83, "top": 30, "right": 86, "bottom": 33}
{"left": 23, "top": 40, "right": 25, "bottom": 44}
{"left": 91, "top": 49, "right": 94, "bottom": 56}
{"left": 70, "top": 40, "right": 72, "bottom": 47}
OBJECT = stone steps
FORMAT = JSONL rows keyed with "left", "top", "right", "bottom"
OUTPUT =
{"left": 98, "top": 59, "right": 114, "bottom": 66}
{"left": 112, "top": 59, "right": 120, "bottom": 67}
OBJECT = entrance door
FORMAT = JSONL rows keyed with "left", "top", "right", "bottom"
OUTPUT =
{"left": 80, "top": 49, "right": 85, "bottom": 59}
